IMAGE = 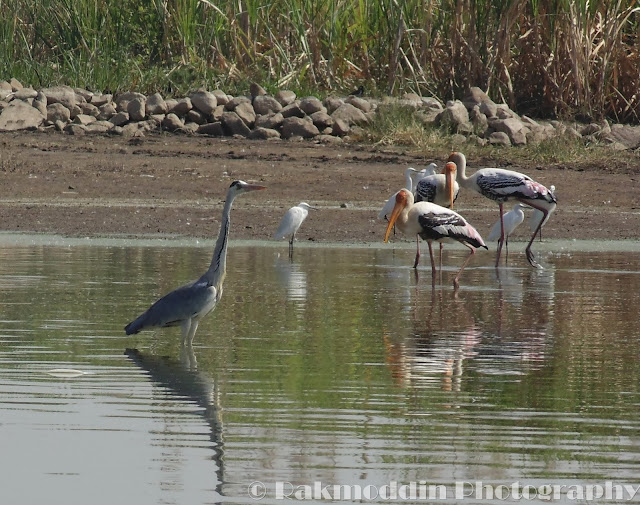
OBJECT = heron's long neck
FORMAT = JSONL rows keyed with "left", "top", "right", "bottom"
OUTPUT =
{"left": 205, "top": 195, "right": 235, "bottom": 290}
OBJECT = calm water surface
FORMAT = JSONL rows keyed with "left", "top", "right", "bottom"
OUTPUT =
{"left": 1, "top": 237, "right": 640, "bottom": 505}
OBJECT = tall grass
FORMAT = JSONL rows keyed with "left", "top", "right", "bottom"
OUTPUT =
{"left": 1, "top": 0, "right": 638, "bottom": 122}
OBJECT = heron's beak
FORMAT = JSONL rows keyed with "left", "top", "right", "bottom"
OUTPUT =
{"left": 384, "top": 198, "right": 405, "bottom": 243}
{"left": 246, "top": 184, "right": 267, "bottom": 191}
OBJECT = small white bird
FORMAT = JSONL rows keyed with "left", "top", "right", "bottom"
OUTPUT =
{"left": 488, "top": 203, "right": 526, "bottom": 261}
{"left": 274, "top": 202, "right": 316, "bottom": 257}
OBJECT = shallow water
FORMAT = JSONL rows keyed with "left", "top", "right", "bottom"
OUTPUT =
{"left": 1, "top": 236, "right": 640, "bottom": 505}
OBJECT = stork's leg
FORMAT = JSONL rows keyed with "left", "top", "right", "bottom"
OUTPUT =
{"left": 495, "top": 203, "right": 505, "bottom": 267}
{"left": 439, "top": 242, "right": 444, "bottom": 283}
{"left": 413, "top": 235, "right": 421, "bottom": 269}
{"left": 453, "top": 243, "right": 477, "bottom": 290}
{"left": 427, "top": 241, "right": 437, "bottom": 280}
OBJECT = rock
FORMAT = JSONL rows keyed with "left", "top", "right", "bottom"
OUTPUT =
{"left": 221, "top": 111, "right": 251, "bottom": 136}
{"left": 73, "top": 88, "right": 93, "bottom": 102}
{"left": 85, "top": 121, "right": 114, "bottom": 134}
{"left": 127, "top": 97, "right": 146, "bottom": 121}
{"left": 73, "top": 114, "right": 95, "bottom": 126}
{"left": 14, "top": 88, "right": 38, "bottom": 100}
{"left": 436, "top": 100, "right": 470, "bottom": 132}
{"left": 496, "top": 106, "right": 515, "bottom": 119}
{"left": 255, "top": 112, "right": 284, "bottom": 130}
{"left": 421, "top": 97, "right": 443, "bottom": 110}
{"left": 162, "top": 113, "right": 183, "bottom": 131}
{"left": 324, "top": 97, "right": 344, "bottom": 114}
{"left": 190, "top": 90, "right": 217, "bottom": 115}
{"left": 332, "top": 118, "right": 350, "bottom": 136}
{"left": 253, "top": 95, "right": 282, "bottom": 115}
{"left": 41, "top": 85, "right": 77, "bottom": 110}
{"left": 146, "top": 93, "right": 167, "bottom": 114}
{"left": 207, "top": 105, "right": 223, "bottom": 122}
{"left": 469, "top": 106, "right": 488, "bottom": 134}
{"left": 281, "top": 102, "right": 306, "bottom": 118}
{"left": 275, "top": 90, "right": 296, "bottom": 106}
{"left": 64, "top": 123, "right": 86, "bottom": 135}
{"left": 109, "top": 112, "right": 129, "bottom": 127}
{"left": 235, "top": 101, "right": 256, "bottom": 127}
{"left": 490, "top": 117, "right": 527, "bottom": 145}
{"left": 316, "top": 134, "right": 343, "bottom": 144}
{"left": 225, "top": 96, "right": 251, "bottom": 111}
{"left": 479, "top": 101, "right": 498, "bottom": 118}
{"left": 170, "top": 97, "right": 192, "bottom": 116}
{"left": 250, "top": 83, "right": 267, "bottom": 98}
{"left": 310, "top": 111, "right": 333, "bottom": 129}
{"left": 9, "top": 78, "right": 23, "bottom": 91}
{"left": 345, "top": 96, "right": 372, "bottom": 113}
{"left": 281, "top": 117, "right": 320, "bottom": 139}
{"left": 79, "top": 102, "right": 100, "bottom": 117}
{"left": 115, "top": 91, "right": 146, "bottom": 112}
{"left": 0, "top": 100, "right": 44, "bottom": 131}
{"left": 488, "top": 131, "right": 511, "bottom": 146}
{"left": 187, "top": 109, "right": 207, "bottom": 125}
{"left": 47, "top": 103, "right": 71, "bottom": 123}
{"left": 463, "top": 87, "right": 494, "bottom": 109}
{"left": 299, "top": 96, "right": 325, "bottom": 115}
{"left": 331, "top": 103, "right": 367, "bottom": 125}
{"left": 90, "top": 94, "right": 112, "bottom": 107}
{"left": 197, "top": 122, "right": 224, "bottom": 136}
{"left": 212, "top": 90, "right": 229, "bottom": 105}
{"left": 603, "top": 124, "right": 640, "bottom": 150}
{"left": 33, "top": 92, "right": 48, "bottom": 116}
{"left": 249, "top": 127, "right": 281, "bottom": 140}
{"left": 97, "top": 103, "right": 117, "bottom": 120}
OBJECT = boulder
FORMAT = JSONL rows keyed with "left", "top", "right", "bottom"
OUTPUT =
{"left": 235, "top": 101, "right": 256, "bottom": 127}
{"left": 190, "top": 90, "right": 217, "bottom": 115}
{"left": 0, "top": 100, "right": 44, "bottom": 131}
{"left": 253, "top": 95, "right": 282, "bottom": 115}
{"left": 299, "top": 96, "right": 325, "bottom": 115}
{"left": 331, "top": 103, "right": 367, "bottom": 125}
{"left": 281, "top": 117, "right": 320, "bottom": 139}
{"left": 221, "top": 111, "right": 251, "bottom": 136}
{"left": 41, "top": 85, "right": 77, "bottom": 110}
{"left": 127, "top": 97, "right": 146, "bottom": 121}
{"left": 249, "top": 127, "right": 281, "bottom": 140}
{"left": 275, "top": 90, "right": 296, "bottom": 106}
{"left": 146, "top": 93, "right": 167, "bottom": 114}
{"left": 47, "top": 102, "right": 71, "bottom": 123}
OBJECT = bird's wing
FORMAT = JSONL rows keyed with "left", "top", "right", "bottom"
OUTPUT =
{"left": 476, "top": 169, "right": 555, "bottom": 203}
{"left": 378, "top": 192, "right": 398, "bottom": 219}
{"left": 274, "top": 207, "right": 305, "bottom": 239}
{"left": 417, "top": 210, "right": 486, "bottom": 248}
{"left": 126, "top": 279, "right": 218, "bottom": 333}
{"left": 414, "top": 177, "right": 439, "bottom": 203}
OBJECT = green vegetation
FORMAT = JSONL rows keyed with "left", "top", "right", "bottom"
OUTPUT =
{"left": 1, "top": 0, "right": 639, "bottom": 123}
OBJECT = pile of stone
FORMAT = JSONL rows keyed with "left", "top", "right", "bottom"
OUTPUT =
{"left": 1, "top": 78, "right": 638, "bottom": 150}
{"left": 0, "top": 79, "right": 373, "bottom": 143}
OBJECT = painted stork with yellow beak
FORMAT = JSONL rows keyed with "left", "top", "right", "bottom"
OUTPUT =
{"left": 383, "top": 189, "right": 487, "bottom": 289}
{"left": 448, "top": 152, "right": 556, "bottom": 268}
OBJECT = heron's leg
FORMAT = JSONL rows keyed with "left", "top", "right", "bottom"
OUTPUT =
{"left": 289, "top": 234, "right": 294, "bottom": 259}
{"left": 413, "top": 235, "right": 421, "bottom": 269}
{"left": 180, "top": 319, "right": 192, "bottom": 346}
{"left": 185, "top": 320, "right": 199, "bottom": 346}
{"left": 505, "top": 234, "right": 509, "bottom": 263}
{"left": 453, "top": 244, "right": 476, "bottom": 290}
{"left": 495, "top": 203, "right": 505, "bottom": 267}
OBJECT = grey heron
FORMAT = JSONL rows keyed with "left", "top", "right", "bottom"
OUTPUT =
{"left": 125, "top": 179, "right": 266, "bottom": 345}
{"left": 273, "top": 202, "right": 316, "bottom": 258}
{"left": 449, "top": 151, "right": 556, "bottom": 268}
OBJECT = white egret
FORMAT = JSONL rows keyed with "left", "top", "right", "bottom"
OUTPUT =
{"left": 274, "top": 202, "right": 316, "bottom": 257}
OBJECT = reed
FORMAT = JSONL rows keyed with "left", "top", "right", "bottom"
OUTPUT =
{"left": 1, "top": 0, "right": 638, "bottom": 122}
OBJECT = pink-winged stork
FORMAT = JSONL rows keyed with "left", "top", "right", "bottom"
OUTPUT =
{"left": 383, "top": 189, "right": 487, "bottom": 289}
{"left": 448, "top": 152, "right": 556, "bottom": 268}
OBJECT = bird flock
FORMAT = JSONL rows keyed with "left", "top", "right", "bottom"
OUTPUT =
{"left": 125, "top": 151, "right": 556, "bottom": 346}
